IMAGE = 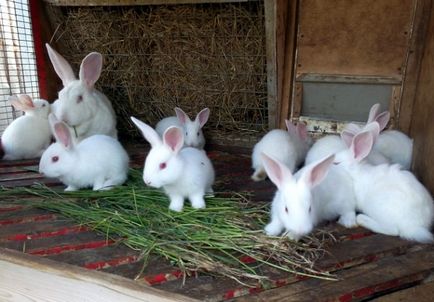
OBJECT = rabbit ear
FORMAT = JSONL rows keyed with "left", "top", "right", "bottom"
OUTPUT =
{"left": 130, "top": 116, "right": 162, "bottom": 148}
{"left": 343, "top": 123, "right": 361, "bottom": 135}
{"left": 351, "top": 130, "right": 374, "bottom": 162}
{"left": 367, "top": 103, "right": 381, "bottom": 123}
{"left": 163, "top": 126, "right": 184, "bottom": 154}
{"left": 79, "top": 52, "right": 102, "bottom": 88}
{"left": 196, "top": 108, "right": 210, "bottom": 128}
{"left": 9, "top": 95, "right": 34, "bottom": 112}
{"left": 45, "top": 43, "right": 76, "bottom": 86}
{"left": 174, "top": 107, "right": 190, "bottom": 125}
{"left": 49, "top": 113, "right": 73, "bottom": 149}
{"left": 363, "top": 122, "right": 381, "bottom": 142}
{"left": 302, "top": 154, "right": 335, "bottom": 188}
{"left": 341, "top": 130, "right": 355, "bottom": 148}
{"left": 261, "top": 152, "right": 293, "bottom": 190}
{"left": 284, "top": 119, "right": 297, "bottom": 136}
{"left": 296, "top": 122, "right": 308, "bottom": 141}
{"left": 374, "top": 111, "right": 390, "bottom": 131}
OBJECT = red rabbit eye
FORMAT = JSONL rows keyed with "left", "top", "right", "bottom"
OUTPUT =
{"left": 77, "top": 95, "right": 83, "bottom": 103}
{"left": 159, "top": 162, "right": 167, "bottom": 170}
{"left": 52, "top": 156, "right": 59, "bottom": 163}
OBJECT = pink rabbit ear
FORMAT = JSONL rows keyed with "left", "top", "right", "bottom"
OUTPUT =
{"left": 131, "top": 116, "right": 161, "bottom": 148}
{"left": 296, "top": 122, "right": 308, "bottom": 141}
{"left": 284, "top": 119, "right": 297, "bottom": 136}
{"left": 163, "top": 126, "right": 184, "bottom": 154}
{"left": 45, "top": 43, "right": 76, "bottom": 86}
{"left": 261, "top": 152, "right": 293, "bottom": 190}
{"left": 174, "top": 107, "right": 190, "bottom": 125}
{"left": 367, "top": 103, "right": 381, "bottom": 123}
{"left": 363, "top": 121, "right": 381, "bottom": 142}
{"left": 375, "top": 111, "right": 390, "bottom": 131}
{"left": 341, "top": 130, "right": 355, "bottom": 148}
{"left": 18, "top": 95, "right": 34, "bottom": 108}
{"left": 53, "top": 121, "right": 73, "bottom": 149}
{"left": 351, "top": 131, "right": 374, "bottom": 162}
{"left": 79, "top": 52, "right": 102, "bottom": 88}
{"left": 196, "top": 108, "right": 210, "bottom": 128}
{"left": 303, "top": 154, "right": 335, "bottom": 188}
{"left": 9, "top": 95, "right": 34, "bottom": 112}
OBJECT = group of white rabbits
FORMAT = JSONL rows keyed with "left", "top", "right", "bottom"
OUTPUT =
{"left": 254, "top": 104, "right": 433, "bottom": 243}
{"left": 1, "top": 45, "right": 432, "bottom": 244}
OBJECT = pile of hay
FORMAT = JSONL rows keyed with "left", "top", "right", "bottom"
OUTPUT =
{"left": 46, "top": 2, "right": 268, "bottom": 145}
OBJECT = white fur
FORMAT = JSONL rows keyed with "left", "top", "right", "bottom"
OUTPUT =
{"left": 262, "top": 153, "right": 356, "bottom": 241}
{"left": 334, "top": 128, "right": 433, "bottom": 243}
{"left": 305, "top": 135, "right": 345, "bottom": 165}
{"left": 46, "top": 44, "right": 117, "bottom": 143}
{"left": 132, "top": 117, "right": 215, "bottom": 212}
{"left": 155, "top": 107, "right": 210, "bottom": 149}
{"left": 373, "top": 130, "right": 413, "bottom": 170}
{"left": 251, "top": 121, "right": 311, "bottom": 181}
{"left": 39, "top": 114, "right": 129, "bottom": 191}
{"left": 2, "top": 95, "right": 51, "bottom": 160}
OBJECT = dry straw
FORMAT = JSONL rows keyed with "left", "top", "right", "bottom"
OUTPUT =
{"left": 47, "top": 3, "right": 268, "bottom": 145}
{"left": 0, "top": 169, "right": 337, "bottom": 286}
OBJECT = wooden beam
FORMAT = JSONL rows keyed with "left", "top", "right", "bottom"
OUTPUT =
{"left": 43, "top": 0, "right": 249, "bottom": 6}
{"left": 0, "top": 248, "right": 198, "bottom": 302}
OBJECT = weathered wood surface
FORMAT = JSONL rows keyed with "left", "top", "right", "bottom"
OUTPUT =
{"left": 44, "top": 0, "right": 250, "bottom": 6}
{"left": 0, "top": 148, "right": 433, "bottom": 301}
{"left": 371, "top": 280, "right": 434, "bottom": 302}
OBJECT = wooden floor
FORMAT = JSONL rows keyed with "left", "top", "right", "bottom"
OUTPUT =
{"left": 1, "top": 145, "right": 434, "bottom": 301}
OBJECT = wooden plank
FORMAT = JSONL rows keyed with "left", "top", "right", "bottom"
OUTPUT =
{"left": 398, "top": 0, "right": 433, "bottom": 133}
{"left": 410, "top": 3, "right": 434, "bottom": 193}
{"left": 233, "top": 245, "right": 434, "bottom": 301}
{"left": 296, "top": 74, "right": 402, "bottom": 85}
{"left": 278, "top": 0, "right": 297, "bottom": 128}
{"left": 371, "top": 280, "right": 434, "bottom": 302}
{"left": 296, "top": 0, "right": 415, "bottom": 77}
{"left": 0, "top": 248, "right": 197, "bottom": 302}
{"left": 44, "top": 0, "right": 250, "bottom": 6}
{"left": 264, "top": 0, "right": 278, "bottom": 129}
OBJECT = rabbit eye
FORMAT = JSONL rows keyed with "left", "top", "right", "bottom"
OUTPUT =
{"left": 77, "top": 95, "right": 83, "bottom": 103}
{"left": 197, "top": 132, "right": 200, "bottom": 137}
{"left": 159, "top": 162, "right": 167, "bottom": 170}
{"left": 42, "top": 104, "right": 46, "bottom": 107}
{"left": 309, "top": 206, "right": 312, "bottom": 213}
{"left": 185, "top": 132, "right": 188, "bottom": 136}
{"left": 52, "top": 156, "right": 59, "bottom": 163}
{"left": 285, "top": 206, "right": 288, "bottom": 213}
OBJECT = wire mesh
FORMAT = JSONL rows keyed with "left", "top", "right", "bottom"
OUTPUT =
{"left": 0, "top": 0, "right": 39, "bottom": 134}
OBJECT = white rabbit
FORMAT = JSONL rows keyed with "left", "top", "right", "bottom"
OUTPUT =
{"left": 305, "top": 103, "right": 391, "bottom": 166}
{"left": 45, "top": 44, "right": 117, "bottom": 142}
{"left": 39, "top": 114, "right": 129, "bottom": 191}
{"left": 131, "top": 117, "right": 215, "bottom": 212}
{"left": 155, "top": 107, "right": 210, "bottom": 149}
{"left": 1, "top": 95, "right": 51, "bottom": 160}
{"left": 251, "top": 120, "right": 310, "bottom": 181}
{"left": 334, "top": 123, "right": 434, "bottom": 243}
{"left": 262, "top": 152, "right": 357, "bottom": 241}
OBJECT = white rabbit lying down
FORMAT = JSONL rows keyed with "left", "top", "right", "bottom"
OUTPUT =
{"left": 155, "top": 107, "right": 210, "bottom": 149}
{"left": 334, "top": 122, "right": 433, "bottom": 243}
{"left": 261, "top": 152, "right": 357, "bottom": 241}
{"left": 251, "top": 120, "right": 311, "bottom": 182}
{"left": 2, "top": 95, "right": 51, "bottom": 160}
{"left": 39, "top": 114, "right": 129, "bottom": 191}
{"left": 46, "top": 43, "right": 117, "bottom": 143}
{"left": 131, "top": 117, "right": 215, "bottom": 212}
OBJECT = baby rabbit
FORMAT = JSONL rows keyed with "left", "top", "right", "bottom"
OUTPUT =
{"left": 155, "top": 107, "right": 210, "bottom": 149}
{"left": 45, "top": 44, "right": 117, "bottom": 142}
{"left": 2, "top": 95, "right": 51, "bottom": 160}
{"left": 251, "top": 120, "right": 310, "bottom": 181}
{"left": 262, "top": 151, "right": 358, "bottom": 241}
{"left": 334, "top": 123, "right": 433, "bottom": 243}
{"left": 131, "top": 117, "right": 215, "bottom": 212}
{"left": 39, "top": 114, "right": 129, "bottom": 191}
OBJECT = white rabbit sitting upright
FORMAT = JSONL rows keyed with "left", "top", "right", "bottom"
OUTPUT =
{"left": 261, "top": 152, "right": 357, "bottom": 241}
{"left": 131, "top": 117, "right": 215, "bottom": 212}
{"left": 334, "top": 123, "right": 433, "bottom": 243}
{"left": 39, "top": 114, "right": 129, "bottom": 191}
{"left": 45, "top": 44, "right": 117, "bottom": 142}
{"left": 251, "top": 120, "right": 311, "bottom": 181}
{"left": 155, "top": 107, "right": 210, "bottom": 149}
{"left": 1, "top": 95, "right": 51, "bottom": 160}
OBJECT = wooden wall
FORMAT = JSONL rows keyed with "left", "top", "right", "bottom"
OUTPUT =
{"left": 410, "top": 2, "right": 434, "bottom": 193}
